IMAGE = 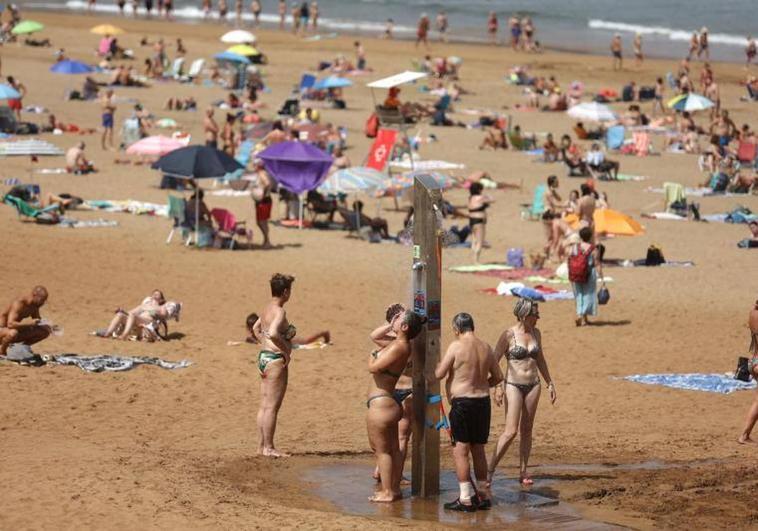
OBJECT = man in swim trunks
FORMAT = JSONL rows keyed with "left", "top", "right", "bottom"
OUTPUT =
{"left": 0, "top": 286, "right": 52, "bottom": 356}
{"left": 610, "top": 34, "right": 623, "bottom": 71}
{"left": 5, "top": 75, "right": 25, "bottom": 120}
{"left": 435, "top": 313, "right": 503, "bottom": 511}
{"left": 100, "top": 89, "right": 115, "bottom": 150}
{"left": 710, "top": 109, "right": 736, "bottom": 147}
{"left": 203, "top": 107, "right": 219, "bottom": 149}
{"left": 416, "top": 13, "right": 430, "bottom": 49}
{"left": 738, "top": 300, "right": 758, "bottom": 444}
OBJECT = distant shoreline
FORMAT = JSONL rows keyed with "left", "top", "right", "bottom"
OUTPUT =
{"left": 21, "top": 4, "right": 746, "bottom": 66}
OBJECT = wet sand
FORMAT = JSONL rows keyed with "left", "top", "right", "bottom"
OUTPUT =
{"left": 1, "top": 10, "right": 757, "bottom": 530}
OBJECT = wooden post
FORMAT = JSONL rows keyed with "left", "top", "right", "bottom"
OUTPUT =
{"left": 410, "top": 174, "right": 443, "bottom": 497}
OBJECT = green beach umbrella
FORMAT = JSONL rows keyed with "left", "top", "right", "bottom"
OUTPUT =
{"left": 11, "top": 20, "right": 45, "bottom": 35}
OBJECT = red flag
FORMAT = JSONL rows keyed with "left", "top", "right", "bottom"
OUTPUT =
{"left": 365, "top": 128, "right": 397, "bottom": 171}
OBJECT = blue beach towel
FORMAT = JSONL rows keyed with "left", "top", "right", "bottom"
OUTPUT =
{"left": 622, "top": 373, "right": 756, "bottom": 394}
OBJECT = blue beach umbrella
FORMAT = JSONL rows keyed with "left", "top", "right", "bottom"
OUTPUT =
{"left": 312, "top": 76, "right": 353, "bottom": 90}
{"left": 50, "top": 60, "right": 95, "bottom": 75}
{"left": 213, "top": 51, "right": 251, "bottom": 64}
{"left": 0, "top": 84, "right": 21, "bottom": 100}
{"left": 318, "top": 166, "right": 387, "bottom": 194}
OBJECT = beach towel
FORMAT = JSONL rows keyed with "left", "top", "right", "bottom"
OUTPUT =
{"left": 50, "top": 354, "right": 191, "bottom": 372}
{"left": 449, "top": 264, "right": 513, "bottom": 273}
{"left": 642, "top": 212, "right": 687, "bottom": 220}
{"left": 486, "top": 282, "right": 574, "bottom": 301}
{"left": 84, "top": 200, "right": 169, "bottom": 217}
{"left": 646, "top": 186, "right": 748, "bottom": 198}
{"left": 473, "top": 267, "right": 555, "bottom": 281}
{"left": 615, "top": 174, "right": 648, "bottom": 182}
{"left": 603, "top": 259, "right": 694, "bottom": 268}
{"left": 58, "top": 218, "right": 119, "bottom": 229}
{"left": 621, "top": 373, "right": 756, "bottom": 394}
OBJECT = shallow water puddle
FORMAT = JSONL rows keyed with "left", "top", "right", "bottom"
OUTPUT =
{"left": 306, "top": 462, "right": 624, "bottom": 529}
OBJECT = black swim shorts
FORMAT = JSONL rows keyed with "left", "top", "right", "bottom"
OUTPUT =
{"left": 449, "top": 396, "right": 491, "bottom": 445}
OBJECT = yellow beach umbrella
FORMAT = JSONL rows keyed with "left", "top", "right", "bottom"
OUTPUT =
{"left": 565, "top": 209, "right": 644, "bottom": 236}
{"left": 226, "top": 44, "right": 260, "bottom": 56}
{"left": 90, "top": 24, "right": 125, "bottom": 35}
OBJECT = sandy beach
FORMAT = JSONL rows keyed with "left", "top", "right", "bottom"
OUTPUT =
{"left": 1, "top": 10, "right": 757, "bottom": 529}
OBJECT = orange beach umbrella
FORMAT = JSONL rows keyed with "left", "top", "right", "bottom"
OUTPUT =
{"left": 565, "top": 208, "right": 644, "bottom": 236}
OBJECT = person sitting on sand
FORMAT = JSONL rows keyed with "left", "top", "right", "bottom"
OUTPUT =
{"left": 560, "top": 135, "right": 589, "bottom": 175}
{"left": 542, "top": 133, "right": 560, "bottom": 162}
{"left": 738, "top": 300, "right": 758, "bottom": 444}
{"left": 94, "top": 290, "right": 181, "bottom": 341}
{"left": 252, "top": 273, "right": 297, "bottom": 458}
{"left": 244, "top": 312, "right": 329, "bottom": 347}
{"left": 366, "top": 309, "right": 425, "bottom": 502}
{"left": 65, "top": 142, "right": 95, "bottom": 174}
{"left": 478, "top": 124, "right": 508, "bottom": 150}
{"left": 436, "top": 312, "right": 503, "bottom": 512}
{"left": 574, "top": 121, "right": 603, "bottom": 141}
{"left": 488, "top": 298, "right": 556, "bottom": 488}
{"left": 339, "top": 200, "right": 390, "bottom": 239}
{"left": 0, "top": 286, "right": 53, "bottom": 357}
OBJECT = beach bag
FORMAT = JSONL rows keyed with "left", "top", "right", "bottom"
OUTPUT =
{"left": 568, "top": 244, "right": 594, "bottom": 284}
{"left": 645, "top": 245, "right": 665, "bottom": 266}
{"left": 734, "top": 357, "right": 752, "bottom": 382}
{"left": 597, "top": 285, "right": 610, "bottom": 305}
{"left": 364, "top": 113, "right": 379, "bottom": 138}
{"left": 506, "top": 248, "right": 524, "bottom": 268}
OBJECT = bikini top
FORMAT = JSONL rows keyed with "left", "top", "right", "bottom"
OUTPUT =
{"left": 470, "top": 204, "right": 489, "bottom": 213}
{"left": 507, "top": 340, "right": 541, "bottom": 361}
{"left": 371, "top": 349, "right": 402, "bottom": 378}
{"left": 283, "top": 323, "right": 297, "bottom": 341}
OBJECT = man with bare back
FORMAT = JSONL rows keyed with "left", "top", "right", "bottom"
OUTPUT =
{"left": 0, "top": 286, "right": 52, "bottom": 356}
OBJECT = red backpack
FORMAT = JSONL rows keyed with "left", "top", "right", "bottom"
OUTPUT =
{"left": 568, "top": 244, "right": 594, "bottom": 283}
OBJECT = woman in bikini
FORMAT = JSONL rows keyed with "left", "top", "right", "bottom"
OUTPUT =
{"left": 369, "top": 304, "right": 413, "bottom": 485}
{"left": 488, "top": 298, "right": 556, "bottom": 487}
{"left": 366, "top": 309, "right": 425, "bottom": 503}
{"left": 252, "top": 273, "right": 296, "bottom": 458}
{"left": 738, "top": 300, "right": 758, "bottom": 444}
{"left": 468, "top": 182, "right": 493, "bottom": 263}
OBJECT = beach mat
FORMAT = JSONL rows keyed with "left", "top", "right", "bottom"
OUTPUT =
{"left": 603, "top": 259, "right": 694, "bottom": 268}
{"left": 621, "top": 373, "right": 756, "bottom": 394}
{"left": 473, "top": 267, "right": 555, "bottom": 281}
{"left": 449, "top": 264, "right": 513, "bottom": 273}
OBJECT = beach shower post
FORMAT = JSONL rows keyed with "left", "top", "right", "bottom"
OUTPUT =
{"left": 410, "top": 174, "right": 443, "bottom": 497}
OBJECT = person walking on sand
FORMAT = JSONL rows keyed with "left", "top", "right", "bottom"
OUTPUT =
{"left": 569, "top": 227, "right": 604, "bottom": 327}
{"left": 487, "top": 11, "right": 499, "bottom": 46}
{"left": 203, "top": 107, "right": 219, "bottom": 149}
{"left": 687, "top": 32, "right": 699, "bottom": 60}
{"left": 310, "top": 1, "right": 318, "bottom": 30}
{"left": 253, "top": 274, "right": 297, "bottom": 458}
{"left": 698, "top": 27, "right": 709, "bottom": 61}
{"left": 366, "top": 309, "right": 425, "bottom": 503}
{"left": 369, "top": 304, "right": 414, "bottom": 486}
{"left": 610, "top": 33, "right": 623, "bottom": 70}
{"left": 100, "top": 89, "right": 115, "bottom": 150}
{"left": 0, "top": 286, "right": 53, "bottom": 357}
{"left": 633, "top": 33, "right": 643, "bottom": 67}
{"left": 746, "top": 36, "right": 756, "bottom": 67}
{"left": 278, "top": 0, "right": 286, "bottom": 29}
{"left": 738, "top": 300, "right": 758, "bottom": 444}
{"left": 235, "top": 0, "right": 243, "bottom": 25}
{"left": 5, "top": 76, "right": 25, "bottom": 121}
{"left": 435, "top": 313, "right": 503, "bottom": 512}
{"left": 488, "top": 298, "right": 556, "bottom": 488}
{"left": 251, "top": 159, "right": 273, "bottom": 248}
{"left": 652, "top": 76, "right": 666, "bottom": 116}
{"left": 416, "top": 13, "right": 430, "bottom": 49}
{"left": 468, "top": 182, "right": 493, "bottom": 264}
{"left": 250, "top": 0, "right": 261, "bottom": 26}
{"left": 436, "top": 10, "right": 448, "bottom": 43}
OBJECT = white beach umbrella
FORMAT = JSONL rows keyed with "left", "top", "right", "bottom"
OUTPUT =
{"left": 668, "top": 93, "right": 714, "bottom": 112}
{"left": 220, "top": 30, "right": 256, "bottom": 44}
{"left": 567, "top": 102, "right": 618, "bottom": 123}
{"left": 318, "top": 167, "right": 387, "bottom": 194}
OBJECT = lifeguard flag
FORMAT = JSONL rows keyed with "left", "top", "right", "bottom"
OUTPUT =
{"left": 365, "top": 128, "right": 397, "bottom": 171}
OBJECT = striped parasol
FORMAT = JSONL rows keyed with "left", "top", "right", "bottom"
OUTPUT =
{"left": 667, "top": 93, "right": 714, "bottom": 112}
{"left": 389, "top": 170, "right": 456, "bottom": 190}
{"left": 318, "top": 166, "right": 387, "bottom": 194}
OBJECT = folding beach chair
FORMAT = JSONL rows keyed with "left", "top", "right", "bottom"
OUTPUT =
{"left": 605, "top": 125, "right": 625, "bottom": 150}
{"left": 183, "top": 59, "right": 205, "bottom": 83}
{"left": 169, "top": 57, "right": 185, "bottom": 80}
{"left": 3, "top": 194, "right": 60, "bottom": 223}
{"left": 210, "top": 208, "right": 250, "bottom": 249}
{"left": 299, "top": 73, "right": 316, "bottom": 95}
{"left": 166, "top": 195, "right": 192, "bottom": 245}
{"left": 663, "top": 182, "right": 687, "bottom": 215}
